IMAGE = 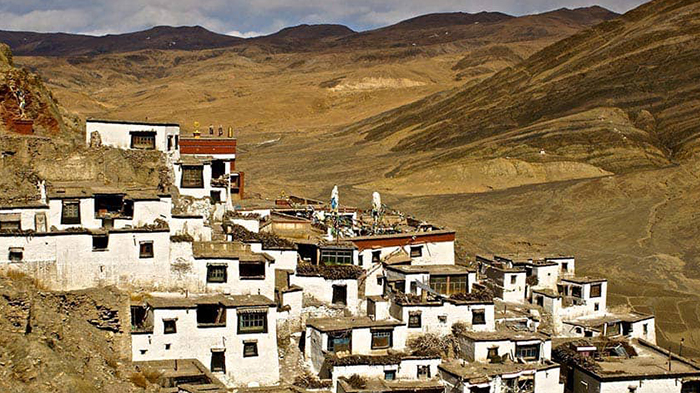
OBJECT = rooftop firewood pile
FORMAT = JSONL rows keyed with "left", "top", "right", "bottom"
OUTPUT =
{"left": 296, "top": 263, "right": 364, "bottom": 280}
{"left": 225, "top": 223, "right": 296, "bottom": 249}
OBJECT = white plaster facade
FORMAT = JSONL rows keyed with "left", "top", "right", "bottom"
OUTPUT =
{"left": 330, "top": 357, "right": 442, "bottom": 390}
{"left": 390, "top": 301, "right": 495, "bottom": 335}
{"left": 86, "top": 120, "right": 180, "bottom": 153}
{"left": 291, "top": 275, "right": 360, "bottom": 314}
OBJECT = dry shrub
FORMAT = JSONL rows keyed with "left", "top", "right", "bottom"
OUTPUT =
{"left": 128, "top": 372, "right": 148, "bottom": 388}
{"left": 142, "top": 369, "right": 162, "bottom": 384}
{"left": 347, "top": 374, "right": 367, "bottom": 389}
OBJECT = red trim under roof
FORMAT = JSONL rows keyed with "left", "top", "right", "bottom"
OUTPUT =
{"left": 351, "top": 232, "right": 455, "bottom": 251}
{"left": 180, "top": 138, "right": 237, "bottom": 155}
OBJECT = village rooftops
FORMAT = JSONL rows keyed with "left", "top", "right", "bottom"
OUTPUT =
{"left": 192, "top": 241, "right": 275, "bottom": 262}
{"left": 554, "top": 339, "right": 700, "bottom": 381}
{"left": 458, "top": 328, "right": 549, "bottom": 342}
{"left": 87, "top": 118, "right": 180, "bottom": 127}
{"left": 306, "top": 316, "right": 403, "bottom": 332}
{"left": 47, "top": 181, "right": 168, "bottom": 200}
{"left": 439, "top": 359, "right": 560, "bottom": 385}
{"left": 495, "top": 253, "right": 572, "bottom": 266}
{"left": 133, "top": 359, "right": 226, "bottom": 392}
{"left": 561, "top": 276, "right": 607, "bottom": 284}
{"left": 328, "top": 352, "right": 441, "bottom": 367}
{"left": 175, "top": 154, "right": 216, "bottom": 165}
{"left": 236, "top": 385, "right": 308, "bottom": 393}
{"left": 563, "top": 311, "right": 654, "bottom": 329}
{"left": 349, "top": 229, "right": 455, "bottom": 242}
{"left": 385, "top": 264, "right": 475, "bottom": 275}
{"left": 338, "top": 377, "right": 444, "bottom": 393}
{"left": 142, "top": 293, "right": 276, "bottom": 309}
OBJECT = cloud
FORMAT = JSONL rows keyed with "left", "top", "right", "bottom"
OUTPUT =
{"left": 0, "top": 0, "right": 650, "bottom": 36}
{"left": 226, "top": 30, "right": 265, "bottom": 38}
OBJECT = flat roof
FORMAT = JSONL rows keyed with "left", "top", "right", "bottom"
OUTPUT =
{"left": 47, "top": 181, "right": 167, "bottom": 200}
{"left": 561, "top": 276, "right": 607, "bottom": 284}
{"left": 87, "top": 118, "right": 180, "bottom": 127}
{"left": 459, "top": 329, "right": 548, "bottom": 342}
{"left": 385, "top": 264, "right": 475, "bottom": 275}
{"left": 192, "top": 241, "right": 274, "bottom": 262}
{"left": 563, "top": 312, "right": 655, "bottom": 329}
{"left": 439, "top": 359, "right": 560, "bottom": 383}
{"left": 306, "top": 317, "right": 403, "bottom": 332}
{"left": 338, "top": 378, "right": 444, "bottom": 393}
{"left": 144, "top": 294, "right": 275, "bottom": 309}
{"left": 350, "top": 229, "right": 455, "bottom": 242}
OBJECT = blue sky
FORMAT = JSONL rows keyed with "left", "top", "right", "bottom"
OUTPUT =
{"left": 0, "top": 0, "right": 649, "bottom": 37}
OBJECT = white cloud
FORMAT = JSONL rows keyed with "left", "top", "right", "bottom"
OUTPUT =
{"left": 226, "top": 30, "right": 265, "bottom": 38}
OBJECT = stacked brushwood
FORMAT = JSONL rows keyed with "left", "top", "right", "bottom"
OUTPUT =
{"left": 296, "top": 263, "right": 363, "bottom": 279}
{"left": 449, "top": 286, "right": 494, "bottom": 302}
{"left": 326, "top": 352, "right": 403, "bottom": 366}
{"left": 226, "top": 224, "right": 295, "bottom": 249}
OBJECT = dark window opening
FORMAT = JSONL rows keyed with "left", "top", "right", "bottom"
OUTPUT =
{"left": 181, "top": 165, "right": 204, "bottom": 188}
{"left": 510, "top": 275, "right": 517, "bottom": 285}
{"left": 174, "top": 135, "right": 179, "bottom": 149}
{"left": 207, "top": 265, "right": 227, "bottom": 283}
{"left": 408, "top": 312, "right": 422, "bottom": 328}
{"left": 94, "top": 194, "right": 132, "bottom": 219}
{"left": 210, "top": 191, "right": 221, "bottom": 203}
{"left": 417, "top": 365, "right": 431, "bottom": 379}
{"left": 594, "top": 303, "right": 600, "bottom": 311}
{"left": 167, "top": 135, "right": 173, "bottom": 151}
{"left": 320, "top": 248, "right": 353, "bottom": 265}
{"left": 197, "top": 304, "right": 226, "bottom": 327}
{"left": 537, "top": 296, "right": 544, "bottom": 307}
{"left": 210, "top": 351, "right": 226, "bottom": 373}
{"left": 571, "top": 286, "right": 582, "bottom": 298}
{"left": 328, "top": 331, "right": 351, "bottom": 353}
{"left": 212, "top": 160, "right": 226, "bottom": 180}
{"left": 371, "top": 330, "right": 393, "bottom": 349}
{"left": 515, "top": 344, "right": 540, "bottom": 361}
{"left": 332, "top": 285, "right": 347, "bottom": 306}
{"left": 682, "top": 381, "right": 700, "bottom": 393}
{"left": 92, "top": 234, "right": 109, "bottom": 251}
{"left": 372, "top": 250, "right": 381, "bottom": 263}
{"left": 472, "top": 309, "right": 486, "bottom": 325}
{"left": 590, "top": 283, "right": 602, "bottom": 298}
{"left": 238, "top": 311, "right": 267, "bottom": 334}
{"left": 429, "top": 275, "right": 468, "bottom": 296}
{"left": 562, "top": 262, "right": 569, "bottom": 271}
{"left": 131, "top": 305, "right": 152, "bottom": 333}
{"left": 0, "top": 214, "right": 21, "bottom": 231}
{"left": 8, "top": 247, "right": 23, "bottom": 262}
{"left": 240, "top": 262, "right": 265, "bottom": 279}
{"left": 410, "top": 246, "right": 423, "bottom": 258}
{"left": 438, "top": 315, "right": 447, "bottom": 324}
{"left": 410, "top": 281, "right": 417, "bottom": 294}
{"left": 130, "top": 131, "right": 156, "bottom": 150}
{"left": 487, "top": 347, "right": 499, "bottom": 360}
{"left": 163, "top": 319, "right": 176, "bottom": 334}
{"left": 384, "top": 370, "right": 396, "bottom": 381}
{"left": 243, "top": 341, "right": 258, "bottom": 357}
{"left": 139, "top": 241, "right": 154, "bottom": 258}
{"left": 61, "top": 200, "right": 81, "bottom": 224}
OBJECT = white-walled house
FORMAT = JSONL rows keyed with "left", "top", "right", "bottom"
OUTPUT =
{"left": 439, "top": 358, "right": 563, "bottom": 393}
{"left": 553, "top": 339, "right": 700, "bottom": 393}
{"left": 482, "top": 264, "right": 527, "bottom": 303}
{"left": 337, "top": 376, "right": 445, "bottom": 393}
{"left": 389, "top": 297, "right": 495, "bottom": 336}
{"left": 331, "top": 356, "right": 443, "bottom": 391}
{"left": 130, "top": 294, "right": 279, "bottom": 387}
{"left": 456, "top": 330, "right": 553, "bottom": 363}
{"left": 304, "top": 317, "right": 406, "bottom": 376}
{"left": 290, "top": 265, "right": 362, "bottom": 315}
{"left": 384, "top": 265, "right": 477, "bottom": 298}
{"left": 351, "top": 230, "right": 456, "bottom": 270}
{"left": 86, "top": 119, "right": 180, "bottom": 153}
{"left": 561, "top": 312, "right": 656, "bottom": 343}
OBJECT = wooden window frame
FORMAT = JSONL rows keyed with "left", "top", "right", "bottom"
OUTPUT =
{"left": 207, "top": 265, "right": 228, "bottom": 283}
{"left": 408, "top": 312, "right": 422, "bottom": 328}
{"left": 243, "top": 341, "right": 258, "bottom": 357}
{"left": 139, "top": 241, "right": 154, "bottom": 259}
{"left": 181, "top": 165, "right": 204, "bottom": 189}
{"left": 163, "top": 319, "right": 177, "bottom": 334}
{"left": 239, "top": 261, "right": 265, "bottom": 280}
{"left": 371, "top": 329, "right": 393, "bottom": 350}
{"left": 237, "top": 311, "right": 267, "bottom": 334}
{"left": 410, "top": 245, "right": 423, "bottom": 258}
{"left": 472, "top": 309, "right": 486, "bottom": 325}
{"left": 130, "top": 131, "right": 156, "bottom": 150}
{"left": 61, "top": 200, "right": 81, "bottom": 225}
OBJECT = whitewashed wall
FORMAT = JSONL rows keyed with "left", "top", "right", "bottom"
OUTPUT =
{"left": 48, "top": 197, "right": 171, "bottom": 230}
{"left": 290, "top": 275, "right": 360, "bottom": 314}
{"left": 86, "top": 121, "right": 179, "bottom": 153}
{"left": 357, "top": 240, "right": 455, "bottom": 270}
{"left": 0, "top": 206, "right": 48, "bottom": 231}
{"left": 395, "top": 302, "right": 495, "bottom": 336}
{"left": 330, "top": 357, "right": 442, "bottom": 390}
{"left": 170, "top": 216, "right": 212, "bottom": 241}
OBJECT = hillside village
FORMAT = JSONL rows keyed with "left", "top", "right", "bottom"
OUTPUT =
{"left": 1, "top": 117, "right": 698, "bottom": 393}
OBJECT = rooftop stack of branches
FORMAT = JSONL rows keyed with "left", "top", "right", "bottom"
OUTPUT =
{"left": 296, "top": 263, "right": 363, "bottom": 280}
{"left": 226, "top": 223, "right": 295, "bottom": 249}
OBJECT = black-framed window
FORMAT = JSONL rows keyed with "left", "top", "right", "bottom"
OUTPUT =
{"left": 417, "top": 365, "right": 431, "bottom": 379}
{"left": 408, "top": 312, "right": 422, "bottom": 328}
{"left": 0, "top": 215, "right": 21, "bottom": 231}
{"left": 92, "top": 234, "right": 109, "bottom": 251}
{"left": 163, "top": 319, "right": 177, "bottom": 334}
{"left": 487, "top": 347, "right": 499, "bottom": 359}
{"left": 510, "top": 275, "right": 517, "bottom": 285}
{"left": 384, "top": 370, "right": 396, "bottom": 381}
{"left": 515, "top": 344, "right": 540, "bottom": 361}
{"left": 61, "top": 200, "right": 81, "bottom": 224}
{"left": 130, "top": 131, "right": 156, "bottom": 150}
{"left": 207, "top": 265, "right": 227, "bottom": 283}
{"left": 410, "top": 245, "right": 423, "bottom": 258}
{"left": 473, "top": 309, "right": 486, "bottom": 325}
{"left": 243, "top": 341, "right": 258, "bottom": 357}
{"left": 181, "top": 165, "right": 204, "bottom": 188}
{"left": 8, "top": 248, "right": 23, "bottom": 262}
{"left": 327, "top": 331, "right": 351, "bottom": 352}
{"left": 139, "top": 241, "right": 154, "bottom": 258}
{"left": 332, "top": 285, "right": 347, "bottom": 305}
{"left": 240, "top": 261, "right": 265, "bottom": 279}
{"left": 211, "top": 351, "right": 226, "bottom": 373}
{"left": 372, "top": 250, "right": 381, "bottom": 263}
{"left": 371, "top": 330, "right": 393, "bottom": 349}
{"left": 238, "top": 311, "right": 267, "bottom": 334}
{"left": 320, "top": 248, "right": 353, "bottom": 265}
{"left": 590, "top": 283, "right": 602, "bottom": 298}
{"left": 197, "top": 304, "right": 226, "bottom": 327}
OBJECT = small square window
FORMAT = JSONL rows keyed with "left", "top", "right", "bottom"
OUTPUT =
{"left": 417, "top": 365, "right": 431, "bottom": 380}
{"left": 590, "top": 283, "right": 602, "bottom": 298}
{"left": 163, "top": 319, "right": 177, "bottom": 334}
{"left": 408, "top": 312, "right": 422, "bottom": 328}
{"left": 207, "top": 265, "right": 227, "bottom": 283}
{"left": 139, "top": 241, "right": 154, "bottom": 258}
{"left": 487, "top": 347, "right": 499, "bottom": 359}
{"left": 243, "top": 341, "right": 258, "bottom": 357}
{"left": 384, "top": 370, "right": 396, "bottom": 381}
{"left": 8, "top": 247, "right": 23, "bottom": 262}
{"left": 165, "top": 343, "right": 171, "bottom": 350}
{"left": 438, "top": 315, "right": 447, "bottom": 324}
{"left": 372, "top": 251, "right": 381, "bottom": 263}
{"left": 472, "top": 309, "right": 486, "bottom": 325}
{"left": 139, "top": 349, "right": 147, "bottom": 355}
{"left": 510, "top": 275, "right": 517, "bottom": 285}
{"left": 410, "top": 246, "right": 423, "bottom": 258}
{"left": 92, "top": 234, "right": 109, "bottom": 251}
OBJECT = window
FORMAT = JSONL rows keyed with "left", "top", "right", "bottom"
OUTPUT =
{"left": 472, "top": 309, "right": 486, "bottom": 325}
{"left": 197, "top": 304, "right": 226, "bottom": 327}
{"left": 562, "top": 262, "right": 569, "bottom": 271}
{"left": 210, "top": 351, "right": 226, "bottom": 373}
{"left": 510, "top": 275, "right": 517, "bottom": 285}
{"left": 515, "top": 344, "right": 540, "bottom": 361}
{"left": 243, "top": 341, "right": 258, "bottom": 357}
{"left": 448, "top": 275, "right": 468, "bottom": 295}
{"left": 207, "top": 265, "right": 227, "bottom": 283}
{"left": 130, "top": 131, "right": 156, "bottom": 150}
{"left": 571, "top": 286, "right": 582, "bottom": 298}
{"left": 181, "top": 165, "right": 204, "bottom": 188}
{"left": 139, "top": 241, "right": 154, "bottom": 258}
{"left": 384, "top": 370, "right": 396, "bottom": 381}
{"left": 320, "top": 248, "right": 353, "bottom": 265}
{"left": 417, "top": 365, "right": 431, "bottom": 379}
{"left": 210, "top": 191, "right": 221, "bottom": 203}
{"left": 92, "top": 234, "right": 109, "bottom": 251}
{"left": 628, "top": 387, "right": 637, "bottom": 393}
{"left": 372, "top": 250, "right": 381, "bottom": 263}
{"left": 371, "top": 330, "right": 393, "bottom": 349}
{"left": 643, "top": 323, "right": 649, "bottom": 335}
{"left": 240, "top": 261, "right": 265, "bottom": 279}
{"left": 410, "top": 281, "right": 417, "bottom": 294}
{"left": 590, "top": 283, "right": 602, "bottom": 298}
{"left": 0, "top": 214, "right": 21, "bottom": 231}
{"left": 410, "top": 246, "right": 423, "bottom": 258}
{"left": 682, "top": 381, "right": 700, "bottom": 393}
{"left": 8, "top": 247, "right": 23, "bottom": 262}
{"left": 438, "top": 315, "right": 447, "bottom": 324}
{"left": 238, "top": 311, "right": 267, "bottom": 334}
{"left": 332, "top": 285, "right": 347, "bottom": 306}
{"left": 163, "top": 319, "right": 176, "bottom": 334}
{"left": 327, "top": 331, "right": 351, "bottom": 352}
{"left": 165, "top": 343, "right": 171, "bottom": 350}
{"left": 61, "top": 200, "right": 81, "bottom": 224}
{"left": 429, "top": 276, "right": 447, "bottom": 295}
{"left": 594, "top": 303, "right": 600, "bottom": 311}
{"left": 94, "top": 194, "right": 132, "bottom": 218}
{"left": 408, "top": 312, "right": 422, "bottom": 328}
{"left": 376, "top": 275, "right": 383, "bottom": 286}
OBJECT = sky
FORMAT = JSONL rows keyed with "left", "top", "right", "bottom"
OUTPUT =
{"left": 0, "top": 0, "right": 649, "bottom": 37}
